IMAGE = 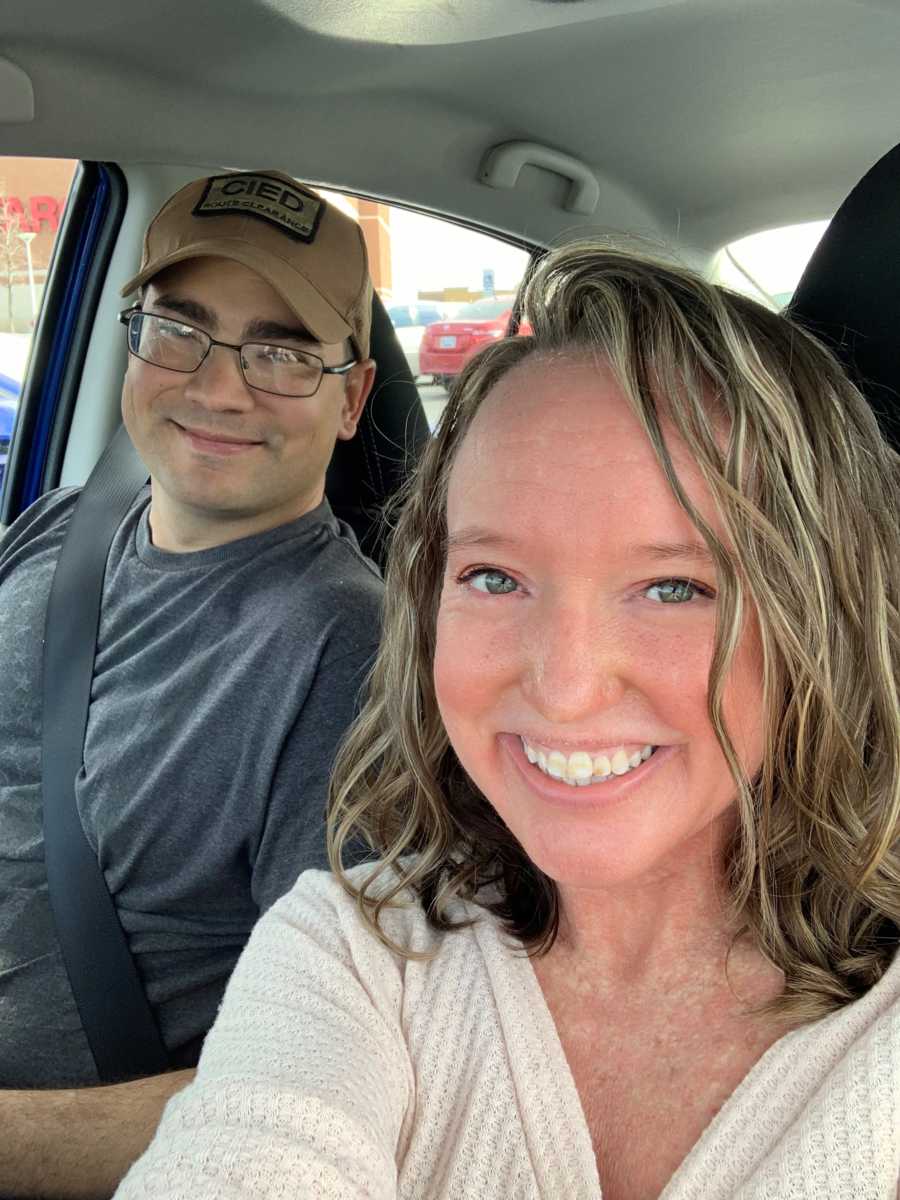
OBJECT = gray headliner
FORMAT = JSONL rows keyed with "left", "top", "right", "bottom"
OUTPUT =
{"left": 2, "top": 0, "right": 899, "bottom": 255}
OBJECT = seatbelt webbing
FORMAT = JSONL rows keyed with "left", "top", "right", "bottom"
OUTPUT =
{"left": 41, "top": 422, "right": 170, "bottom": 1081}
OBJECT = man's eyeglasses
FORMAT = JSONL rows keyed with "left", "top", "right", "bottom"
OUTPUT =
{"left": 118, "top": 309, "right": 357, "bottom": 398}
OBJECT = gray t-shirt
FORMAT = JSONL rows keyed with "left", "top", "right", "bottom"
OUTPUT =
{"left": 0, "top": 487, "right": 383, "bottom": 1087}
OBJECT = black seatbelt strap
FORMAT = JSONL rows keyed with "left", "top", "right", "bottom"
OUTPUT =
{"left": 41, "top": 422, "right": 170, "bottom": 1081}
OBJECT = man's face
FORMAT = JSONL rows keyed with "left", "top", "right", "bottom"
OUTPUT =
{"left": 121, "top": 256, "right": 373, "bottom": 546}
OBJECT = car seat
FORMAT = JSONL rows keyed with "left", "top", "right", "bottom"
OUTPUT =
{"left": 789, "top": 141, "right": 900, "bottom": 451}
{"left": 326, "top": 291, "right": 430, "bottom": 565}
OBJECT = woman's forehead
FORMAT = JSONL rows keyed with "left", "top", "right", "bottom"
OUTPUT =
{"left": 446, "top": 357, "right": 717, "bottom": 538}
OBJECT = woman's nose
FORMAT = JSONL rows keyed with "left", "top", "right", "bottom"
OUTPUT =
{"left": 520, "top": 601, "right": 629, "bottom": 725}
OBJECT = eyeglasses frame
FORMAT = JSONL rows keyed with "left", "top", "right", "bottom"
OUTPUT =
{"left": 117, "top": 307, "right": 357, "bottom": 398}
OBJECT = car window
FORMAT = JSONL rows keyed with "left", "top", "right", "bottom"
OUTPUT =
{"left": 0, "top": 157, "right": 78, "bottom": 499}
{"left": 387, "top": 305, "right": 414, "bottom": 328}
{"left": 712, "top": 220, "right": 830, "bottom": 310}
{"left": 412, "top": 304, "right": 444, "bottom": 326}
{"left": 452, "top": 297, "right": 514, "bottom": 320}
{"left": 319, "top": 190, "right": 530, "bottom": 430}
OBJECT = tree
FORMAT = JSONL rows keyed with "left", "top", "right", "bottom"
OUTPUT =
{"left": 0, "top": 186, "right": 27, "bottom": 333}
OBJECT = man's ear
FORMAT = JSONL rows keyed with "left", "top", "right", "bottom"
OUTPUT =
{"left": 336, "top": 358, "right": 376, "bottom": 441}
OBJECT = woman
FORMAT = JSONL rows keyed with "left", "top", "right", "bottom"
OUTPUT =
{"left": 117, "top": 245, "right": 900, "bottom": 1200}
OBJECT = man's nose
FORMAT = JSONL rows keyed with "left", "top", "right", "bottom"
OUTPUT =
{"left": 520, "top": 600, "right": 629, "bottom": 725}
{"left": 183, "top": 344, "right": 255, "bottom": 411}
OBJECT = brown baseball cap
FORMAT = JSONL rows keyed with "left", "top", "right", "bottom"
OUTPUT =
{"left": 120, "top": 169, "right": 373, "bottom": 358}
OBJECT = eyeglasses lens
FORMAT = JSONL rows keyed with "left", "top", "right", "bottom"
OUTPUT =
{"left": 240, "top": 344, "right": 323, "bottom": 396}
{"left": 134, "top": 314, "right": 208, "bottom": 372}
{"left": 129, "top": 314, "right": 325, "bottom": 396}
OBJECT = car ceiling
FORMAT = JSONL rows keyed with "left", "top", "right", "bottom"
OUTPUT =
{"left": 2, "top": 0, "right": 900, "bottom": 259}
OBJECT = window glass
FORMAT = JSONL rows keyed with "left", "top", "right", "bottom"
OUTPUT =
{"left": 712, "top": 220, "right": 830, "bottom": 310}
{"left": 319, "top": 190, "right": 531, "bottom": 429}
{"left": 386, "top": 304, "right": 415, "bottom": 329}
{"left": 453, "top": 297, "right": 514, "bottom": 320}
{"left": 0, "top": 157, "right": 78, "bottom": 496}
{"left": 412, "top": 304, "right": 443, "bottom": 326}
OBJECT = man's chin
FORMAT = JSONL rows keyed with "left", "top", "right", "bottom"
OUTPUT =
{"left": 151, "top": 474, "right": 270, "bottom": 522}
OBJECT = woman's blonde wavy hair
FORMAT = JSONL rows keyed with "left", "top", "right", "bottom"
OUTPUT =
{"left": 329, "top": 241, "right": 900, "bottom": 1022}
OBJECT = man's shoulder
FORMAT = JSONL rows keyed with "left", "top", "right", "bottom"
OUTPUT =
{"left": 305, "top": 523, "right": 384, "bottom": 606}
{"left": 258, "top": 507, "right": 384, "bottom": 621}
{"left": 5, "top": 485, "right": 82, "bottom": 532}
{"left": 313, "top": 515, "right": 382, "bottom": 579}
{"left": 0, "top": 486, "right": 82, "bottom": 568}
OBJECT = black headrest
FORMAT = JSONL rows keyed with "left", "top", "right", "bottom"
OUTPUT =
{"left": 326, "top": 291, "right": 431, "bottom": 565}
{"left": 788, "top": 142, "right": 900, "bottom": 450}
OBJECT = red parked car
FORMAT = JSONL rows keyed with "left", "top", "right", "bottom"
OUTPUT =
{"left": 419, "top": 296, "right": 526, "bottom": 388}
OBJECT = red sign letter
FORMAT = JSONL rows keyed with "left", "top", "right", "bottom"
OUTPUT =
{"left": 29, "top": 195, "right": 59, "bottom": 232}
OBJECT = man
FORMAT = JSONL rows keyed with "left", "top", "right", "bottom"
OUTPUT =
{"left": 0, "top": 170, "right": 383, "bottom": 1196}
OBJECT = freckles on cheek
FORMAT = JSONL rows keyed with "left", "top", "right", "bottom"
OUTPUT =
{"left": 641, "top": 633, "right": 718, "bottom": 752}
{"left": 433, "top": 612, "right": 474, "bottom": 721}
{"left": 720, "top": 652, "right": 766, "bottom": 770}
{"left": 640, "top": 633, "right": 697, "bottom": 696}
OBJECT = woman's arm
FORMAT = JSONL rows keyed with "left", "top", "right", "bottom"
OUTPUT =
{"left": 114, "top": 871, "right": 413, "bottom": 1200}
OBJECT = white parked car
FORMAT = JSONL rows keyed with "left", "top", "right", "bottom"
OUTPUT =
{"left": 385, "top": 301, "right": 448, "bottom": 379}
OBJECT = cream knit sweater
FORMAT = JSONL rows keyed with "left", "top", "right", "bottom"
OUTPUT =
{"left": 117, "top": 867, "right": 900, "bottom": 1199}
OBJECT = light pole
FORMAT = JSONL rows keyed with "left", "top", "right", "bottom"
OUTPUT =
{"left": 16, "top": 231, "right": 37, "bottom": 322}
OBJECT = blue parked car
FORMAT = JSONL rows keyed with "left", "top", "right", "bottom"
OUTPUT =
{"left": 0, "top": 373, "right": 20, "bottom": 492}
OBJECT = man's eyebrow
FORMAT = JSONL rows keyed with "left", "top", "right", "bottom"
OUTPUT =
{"left": 151, "top": 295, "right": 216, "bottom": 328}
{"left": 244, "top": 318, "right": 317, "bottom": 343}
{"left": 146, "top": 299, "right": 315, "bottom": 345}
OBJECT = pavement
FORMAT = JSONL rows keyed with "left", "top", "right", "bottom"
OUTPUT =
{"left": 417, "top": 380, "right": 450, "bottom": 430}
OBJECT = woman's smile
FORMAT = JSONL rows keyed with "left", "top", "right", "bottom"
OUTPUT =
{"left": 501, "top": 732, "right": 676, "bottom": 810}
{"left": 519, "top": 736, "right": 657, "bottom": 784}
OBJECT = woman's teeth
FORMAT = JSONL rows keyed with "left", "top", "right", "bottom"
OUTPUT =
{"left": 520, "top": 737, "right": 656, "bottom": 786}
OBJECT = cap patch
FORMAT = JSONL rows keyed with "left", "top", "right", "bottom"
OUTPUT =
{"left": 192, "top": 173, "right": 324, "bottom": 242}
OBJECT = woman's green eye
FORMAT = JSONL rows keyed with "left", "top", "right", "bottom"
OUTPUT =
{"left": 646, "top": 579, "right": 702, "bottom": 604}
{"left": 468, "top": 570, "right": 517, "bottom": 595}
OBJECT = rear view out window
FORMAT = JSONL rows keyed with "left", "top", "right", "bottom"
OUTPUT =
{"left": 714, "top": 220, "right": 830, "bottom": 309}
{"left": 318, "top": 187, "right": 529, "bottom": 428}
{"left": 0, "top": 156, "right": 79, "bottom": 499}
{"left": 454, "top": 297, "right": 513, "bottom": 320}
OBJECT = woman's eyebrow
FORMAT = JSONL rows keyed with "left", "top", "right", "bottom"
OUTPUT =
{"left": 629, "top": 539, "right": 715, "bottom": 564}
{"left": 446, "top": 528, "right": 523, "bottom": 554}
{"left": 447, "top": 532, "right": 716, "bottom": 563}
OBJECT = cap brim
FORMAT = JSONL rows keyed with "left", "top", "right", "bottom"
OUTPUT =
{"left": 119, "top": 239, "right": 354, "bottom": 349}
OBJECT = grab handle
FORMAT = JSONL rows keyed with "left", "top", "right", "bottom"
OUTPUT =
{"left": 479, "top": 141, "right": 599, "bottom": 215}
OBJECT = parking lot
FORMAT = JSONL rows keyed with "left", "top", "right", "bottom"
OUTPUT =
{"left": 417, "top": 380, "right": 450, "bottom": 430}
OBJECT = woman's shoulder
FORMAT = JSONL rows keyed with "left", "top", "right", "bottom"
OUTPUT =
{"left": 264, "top": 861, "right": 491, "bottom": 975}
{"left": 778, "top": 940, "right": 900, "bottom": 1095}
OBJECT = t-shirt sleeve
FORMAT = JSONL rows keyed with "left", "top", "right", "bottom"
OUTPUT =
{"left": 115, "top": 870, "right": 412, "bottom": 1200}
{"left": 0, "top": 486, "right": 80, "bottom": 571}
{"left": 249, "top": 582, "right": 382, "bottom": 913}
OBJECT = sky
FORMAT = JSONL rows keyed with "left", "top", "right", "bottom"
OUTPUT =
{"left": 387, "top": 205, "right": 530, "bottom": 299}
